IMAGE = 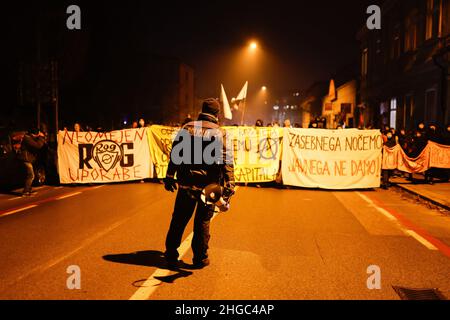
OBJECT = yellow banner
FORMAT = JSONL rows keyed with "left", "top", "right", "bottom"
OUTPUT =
{"left": 147, "top": 125, "right": 180, "bottom": 179}
{"left": 148, "top": 125, "right": 283, "bottom": 182}
{"left": 224, "top": 126, "right": 284, "bottom": 183}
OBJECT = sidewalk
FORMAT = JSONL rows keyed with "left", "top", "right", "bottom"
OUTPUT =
{"left": 390, "top": 174, "right": 450, "bottom": 210}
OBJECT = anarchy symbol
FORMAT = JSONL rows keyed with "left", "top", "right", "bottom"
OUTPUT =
{"left": 258, "top": 137, "right": 279, "bottom": 160}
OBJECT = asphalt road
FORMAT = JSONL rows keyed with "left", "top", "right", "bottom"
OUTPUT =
{"left": 0, "top": 181, "right": 449, "bottom": 300}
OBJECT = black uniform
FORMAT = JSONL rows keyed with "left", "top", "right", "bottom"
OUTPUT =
{"left": 381, "top": 133, "right": 396, "bottom": 189}
{"left": 397, "top": 130, "right": 408, "bottom": 151}
{"left": 425, "top": 124, "right": 445, "bottom": 184}
{"left": 163, "top": 99, "right": 235, "bottom": 267}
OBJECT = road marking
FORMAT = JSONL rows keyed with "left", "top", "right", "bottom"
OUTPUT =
{"left": 92, "top": 185, "right": 105, "bottom": 189}
{"left": 404, "top": 230, "right": 438, "bottom": 251}
{"left": 0, "top": 187, "right": 90, "bottom": 218}
{"left": 56, "top": 192, "right": 82, "bottom": 200}
{"left": 356, "top": 192, "right": 448, "bottom": 256}
{"left": 356, "top": 192, "right": 397, "bottom": 222}
{"left": 7, "top": 196, "right": 23, "bottom": 201}
{"left": 129, "top": 233, "right": 195, "bottom": 300}
{"left": 130, "top": 186, "right": 239, "bottom": 300}
{"left": 0, "top": 205, "right": 38, "bottom": 217}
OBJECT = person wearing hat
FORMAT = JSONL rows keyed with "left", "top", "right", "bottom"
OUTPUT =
{"left": 18, "top": 128, "right": 46, "bottom": 196}
{"left": 163, "top": 98, "right": 235, "bottom": 269}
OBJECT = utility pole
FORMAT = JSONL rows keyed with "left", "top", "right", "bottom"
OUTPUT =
{"left": 240, "top": 99, "right": 247, "bottom": 126}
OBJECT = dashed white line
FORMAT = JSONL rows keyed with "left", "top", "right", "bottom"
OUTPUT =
{"left": 129, "top": 233, "right": 196, "bottom": 300}
{"left": 356, "top": 192, "right": 397, "bottom": 221}
{"left": 0, "top": 205, "right": 38, "bottom": 217}
{"left": 356, "top": 191, "right": 438, "bottom": 251}
{"left": 129, "top": 186, "right": 239, "bottom": 300}
{"left": 404, "top": 230, "right": 438, "bottom": 251}
{"left": 7, "top": 196, "right": 23, "bottom": 201}
{"left": 56, "top": 192, "right": 82, "bottom": 200}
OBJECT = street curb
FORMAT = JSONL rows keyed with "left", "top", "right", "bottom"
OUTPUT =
{"left": 392, "top": 183, "right": 450, "bottom": 211}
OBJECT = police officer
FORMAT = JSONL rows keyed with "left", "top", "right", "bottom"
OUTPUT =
{"left": 163, "top": 98, "right": 235, "bottom": 269}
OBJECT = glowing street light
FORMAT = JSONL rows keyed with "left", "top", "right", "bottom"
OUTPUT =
{"left": 261, "top": 86, "right": 267, "bottom": 91}
{"left": 249, "top": 41, "right": 258, "bottom": 50}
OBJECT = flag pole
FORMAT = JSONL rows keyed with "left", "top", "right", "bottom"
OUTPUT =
{"left": 240, "top": 99, "right": 246, "bottom": 126}
{"left": 238, "top": 81, "right": 248, "bottom": 126}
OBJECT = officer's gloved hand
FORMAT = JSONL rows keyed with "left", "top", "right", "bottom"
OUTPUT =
{"left": 163, "top": 177, "right": 177, "bottom": 192}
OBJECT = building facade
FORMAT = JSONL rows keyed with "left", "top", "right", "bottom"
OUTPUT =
{"left": 322, "top": 80, "right": 357, "bottom": 129}
{"left": 358, "top": 0, "right": 449, "bottom": 130}
{"left": 124, "top": 55, "right": 195, "bottom": 126}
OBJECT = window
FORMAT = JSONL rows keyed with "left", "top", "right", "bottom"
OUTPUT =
{"left": 390, "top": 98, "right": 397, "bottom": 129}
{"left": 361, "top": 48, "right": 368, "bottom": 77}
{"left": 341, "top": 103, "right": 352, "bottom": 115}
{"left": 426, "top": 0, "right": 442, "bottom": 40}
{"left": 391, "top": 24, "right": 401, "bottom": 59}
{"left": 404, "top": 94, "right": 414, "bottom": 129}
{"left": 405, "top": 13, "right": 417, "bottom": 51}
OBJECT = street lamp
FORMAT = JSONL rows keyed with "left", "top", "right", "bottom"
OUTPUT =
{"left": 249, "top": 41, "right": 258, "bottom": 51}
{"left": 261, "top": 86, "right": 267, "bottom": 91}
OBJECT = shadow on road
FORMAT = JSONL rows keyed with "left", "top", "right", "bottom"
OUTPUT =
{"left": 103, "top": 250, "right": 194, "bottom": 284}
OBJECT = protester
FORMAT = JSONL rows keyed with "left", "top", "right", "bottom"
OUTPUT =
{"left": 416, "top": 122, "right": 427, "bottom": 141}
{"left": 427, "top": 123, "right": 444, "bottom": 144}
{"left": 18, "top": 128, "right": 46, "bottom": 196}
{"left": 308, "top": 120, "right": 317, "bottom": 128}
{"left": 74, "top": 122, "right": 83, "bottom": 132}
{"left": 283, "top": 119, "right": 291, "bottom": 128}
{"left": 320, "top": 117, "right": 327, "bottom": 128}
{"left": 381, "top": 131, "right": 396, "bottom": 189}
{"left": 425, "top": 123, "right": 445, "bottom": 184}
{"left": 131, "top": 121, "right": 138, "bottom": 129}
{"left": 163, "top": 98, "right": 235, "bottom": 269}
{"left": 396, "top": 129, "right": 407, "bottom": 149}
{"left": 410, "top": 126, "right": 428, "bottom": 158}
{"left": 255, "top": 119, "right": 264, "bottom": 127}
{"left": 138, "top": 118, "right": 146, "bottom": 128}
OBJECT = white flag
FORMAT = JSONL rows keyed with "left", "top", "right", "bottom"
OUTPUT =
{"left": 221, "top": 84, "right": 233, "bottom": 120}
{"left": 236, "top": 81, "right": 248, "bottom": 101}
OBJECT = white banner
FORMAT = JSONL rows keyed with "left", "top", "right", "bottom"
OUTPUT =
{"left": 282, "top": 129, "right": 383, "bottom": 189}
{"left": 57, "top": 128, "right": 153, "bottom": 184}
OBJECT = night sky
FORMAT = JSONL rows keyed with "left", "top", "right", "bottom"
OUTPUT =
{"left": 3, "top": 0, "right": 379, "bottom": 127}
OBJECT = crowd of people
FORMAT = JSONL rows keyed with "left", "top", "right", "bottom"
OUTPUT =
{"left": 18, "top": 117, "right": 447, "bottom": 196}
{"left": 380, "top": 122, "right": 450, "bottom": 189}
